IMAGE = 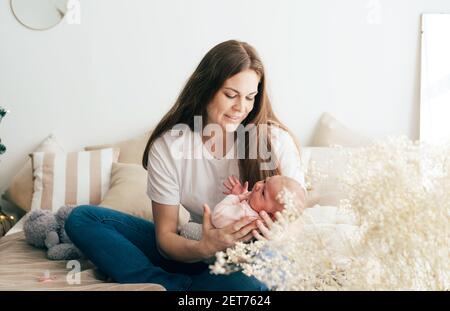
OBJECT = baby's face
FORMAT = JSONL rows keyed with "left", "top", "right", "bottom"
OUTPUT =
{"left": 248, "top": 176, "right": 285, "bottom": 215}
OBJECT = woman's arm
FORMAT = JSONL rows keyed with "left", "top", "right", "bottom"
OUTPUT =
{"left": 153, "top": 201, "right": 258, "bottom": 263}
{"left": 152, "top": 201, "right": 206, "bottom": 263}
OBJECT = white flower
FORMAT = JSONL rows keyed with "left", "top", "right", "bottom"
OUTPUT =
{"left": 210, "top": 136, "right": 450, "bottom": 291}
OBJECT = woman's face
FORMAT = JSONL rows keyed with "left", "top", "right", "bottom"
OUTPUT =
{"left": 206, "top": 69, "right": 260, "bottom": 132}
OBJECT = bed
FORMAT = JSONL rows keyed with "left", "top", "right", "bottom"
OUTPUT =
{"left": 0, "top": 204, "right": 357, "bottom": 291}
{"left": 0, "top": 219, "right": 165, "bottom": 291}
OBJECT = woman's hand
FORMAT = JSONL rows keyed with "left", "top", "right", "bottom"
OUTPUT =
{"left": 223, "top": 175, "right": 249, "bottom": 195}
{"left": 252, "top": 211, "right": 289, "bottom": 241}
{"left": 198, "top": 203, "right": 257, "bottom": 258}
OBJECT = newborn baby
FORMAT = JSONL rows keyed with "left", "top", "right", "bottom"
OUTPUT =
{"left": 179, "top": 175, "right": 306, "bottom": 241}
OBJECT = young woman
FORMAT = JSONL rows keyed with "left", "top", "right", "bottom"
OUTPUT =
{"left": 66, "top": 40, "right": 305, "bottom": 291}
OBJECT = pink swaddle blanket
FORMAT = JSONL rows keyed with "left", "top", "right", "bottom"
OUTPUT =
{"left": 211, "top": 194, "right": 259, "bottom": 228}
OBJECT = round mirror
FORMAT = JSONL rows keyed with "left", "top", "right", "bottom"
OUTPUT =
{"left": 11, "top": 0, "right": 69, "bottom": 31}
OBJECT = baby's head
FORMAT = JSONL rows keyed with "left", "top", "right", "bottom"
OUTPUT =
{"left": 248, "top": 175, "right": 306, "bottom": 219}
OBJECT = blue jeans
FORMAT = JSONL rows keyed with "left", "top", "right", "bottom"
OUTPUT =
{"left": 65, "top": 205, "right": 269, "bottom": 291}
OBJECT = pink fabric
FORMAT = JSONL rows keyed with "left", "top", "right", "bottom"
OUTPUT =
{"left": 211, "top": 194, "right": 259, "bottom": 228}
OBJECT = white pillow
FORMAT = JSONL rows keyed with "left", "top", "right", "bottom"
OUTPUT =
{"left": 312, "top": 112, "right": 371, "bottom": 147}
{"left": 302, "top": 146, "right": 350, "bottom": 207}
{"left": 30, "top": 148, "right": 119, "bottom": 212}
{"left": 304, "top": 112, "right": 375, "bottom": 207}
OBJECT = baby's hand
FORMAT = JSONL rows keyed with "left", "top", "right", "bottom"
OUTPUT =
{"left": 223, "top": 175, "right": 249, "bottom": 195}
{"left": 237, "top": 192, "right": 251, "bottom": 201}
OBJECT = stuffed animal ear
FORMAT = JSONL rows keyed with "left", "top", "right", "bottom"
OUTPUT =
{"left": 26, "top": 210, "right": 48, "bottom": 222}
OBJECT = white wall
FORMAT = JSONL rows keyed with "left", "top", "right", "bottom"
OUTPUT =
{"left": 1, "top": 0, "right": 450, "bottom": 193}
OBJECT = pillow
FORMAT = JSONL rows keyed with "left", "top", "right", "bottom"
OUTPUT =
{"left": 99, "top": 162, "right": 190, "bottom": 229}
{"left": 85, "top": 130, "right": 152, "bottom": 164}
{"left": 311, "top": 112, "right": 371, "bottom": 147}
{"left": 307, "top": 113, "right": 373, "bottom": 207}
{"left": 4, "top": 134, "right": 65, "bottom": 211}
{"left": 30, "top": 148, "right": 119, "bottom": 212}
{"left": 303, "top": 147, "right": 350, "bottom": 208}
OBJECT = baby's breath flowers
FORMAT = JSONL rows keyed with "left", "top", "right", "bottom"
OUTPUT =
{"left": 210, "top": 136, "right": 450, "bottom": 290}
{"left": 338, "top": 136, "right": 450, "bottom": 290}
{"left": 209, "top": 187, "right": 304, "bottom": 280}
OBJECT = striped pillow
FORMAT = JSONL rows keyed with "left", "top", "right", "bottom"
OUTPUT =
{"left": 30, "top": 148, "right": 120, "bottom": 212}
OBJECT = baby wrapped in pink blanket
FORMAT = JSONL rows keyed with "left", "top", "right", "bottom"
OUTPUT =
{"left": 180, "top": 175, "right": 305, "bottom": 241}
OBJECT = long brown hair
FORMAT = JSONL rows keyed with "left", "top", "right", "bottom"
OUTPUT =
{"left": 142, "top": 40, "right": 300, "bottom": 188}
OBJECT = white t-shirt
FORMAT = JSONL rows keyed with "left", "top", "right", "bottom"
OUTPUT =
{"left": 146, "top": 125, "right": 306, "bottom": 224}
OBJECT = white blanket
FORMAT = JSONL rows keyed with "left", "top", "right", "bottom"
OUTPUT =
{"left": 269, "top": 205, "right": 360, "bottom": 260}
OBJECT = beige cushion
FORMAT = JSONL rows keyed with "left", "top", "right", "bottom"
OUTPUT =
{"left": 307, "top": 113, "right": 371, "bottom": 207}
{"left": 85, "top": 131, "right": 152, "bottom": 164}
{"left": 4, "top": 135, "right": 65, "bottom": 211}
{"left": 99, "top": 162, "right": 190, "bottom": 229}
{"left": 303, "top": 147, "right": 350, "bottom": 208}
{"left": 311, "top": 112, "right": 371, "bottom": 147}
{"left": 30, "top": 148, "right": 120, "bottom": 212}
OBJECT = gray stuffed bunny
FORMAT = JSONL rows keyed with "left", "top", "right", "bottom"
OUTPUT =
{"left": 23, "top": 205, "right": 83, "bottom": 260}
